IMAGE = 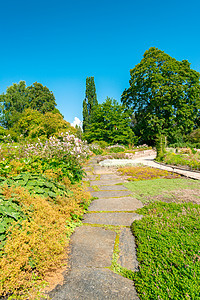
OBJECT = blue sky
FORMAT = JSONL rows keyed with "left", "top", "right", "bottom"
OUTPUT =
{"left": 0, "top": 0, "right": 200, "bottom": 124}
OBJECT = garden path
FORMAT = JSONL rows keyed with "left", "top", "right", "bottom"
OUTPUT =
{"left": 50, "top": 156, "right": 141, "bottom": 300}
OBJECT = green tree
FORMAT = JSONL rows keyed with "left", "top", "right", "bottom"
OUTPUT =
{"left": 82, "top": 77, "right": 98, "bottom": 132}
{"left": 0, "top": 81, "right": 28, "bottom": 128}
{"left": 84, "top": 97, "right": 135, "bottom": 145}
{"left": 10, "top": 109, "right": 77, "bottom": 140}
{"left": 121, "top": 47, "right": 200, "bottom": 145}
{"left": 27, "top": 82, "right": 57, "bottom": 114}
{"left": 0, "top": 81, "right": 59, "bottom": 129}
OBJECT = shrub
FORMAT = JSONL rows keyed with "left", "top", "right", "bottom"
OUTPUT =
{"left": 107, "top": 145, "right": 125, "bottom": 153}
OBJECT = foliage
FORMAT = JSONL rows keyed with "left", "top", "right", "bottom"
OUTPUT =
{"left": 121, "top": 47, "right": 200, "bottom": 145}
{"left": 0, "top": 81, "right": 28, "bottom": 128}
{"left": 84, "top": 97, "right": 136, "bottom": 145}
{"left": 9, "top": 109, "right": 76, "bottom": 140}
{"left": 0, "top": 126, "right": 7, "bottom": 141}
{"left": 0, "top": 132, "right": 88, "bottom": 161}
{"left": 187, "top": 128, "right": 200, "bottom": 144}
{"left": 156, "top": 152, "right": 200, "bottom": 171}
{"left": 0, "top": 132, "right": 91, "bottom": 298}
{"left": 118, "top": 166, "right": 180, "bottom": 181}
{"left": 155, "top": 135, "right": 167, "bottom": 158}
{"left": 26, "top": 82, "right": 57, "bottom": 114}
{"left": 131, "top": 201, "right": 200, "bottom": 300}
{"left": 83, "top": 77, "right": 98, "bottom": 132}
{"left": 124, "top": 178, "right": 200, "bottom": 204}
{"left": 0, "top": 81, "right": 59, "bottom": 129}
{"left": 0, "top": 173, "right": 72, "bottom": 200}
{"left": 107, "top": 145, "right": 125, "bottom": 153}
{"left": 0, "top": 185, "right": 91, "bottom": 298}
{"left": 0, "top": 192, "right": 26, "bottom": 255}
{"left": 89, "top": 144, "right": 103, "bottom": 155}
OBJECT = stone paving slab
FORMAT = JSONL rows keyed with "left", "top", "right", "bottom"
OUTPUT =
{"left": 50, "top": 268, "right": 139, "bottom": 300}
{"left": 87, "top": 175, "right": 101, "bottom": 180}
{"left": 69, "top": 226, "right": 115, "bottom": 268}
{"left": 88, "top": 197, "right": 143, "bottom": 211}
{"left": 96, "top": 185, "right": 129, "bottom": 191}
{"left": 87, "top": 185, "right": 129, "bottom": 192}
{"left": 92, "top": 166, "right": 114, "bottom": 175}
{"left": 83, "top": 212, "right": 143, "bottom": 226}
{"left": 90, "top": 179, "right": 124, "bottom": 186}
{"left": 90, "top": 190, "right": 131, "bottom": 198}
{"left": 118, "top": 228, "right": 139, "bottom": 271}
{"left": 100, "top": 174, "right": 121, "bottom": 180}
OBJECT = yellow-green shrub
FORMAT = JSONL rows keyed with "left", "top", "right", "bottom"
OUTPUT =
{"left": 0, "top": 185, "right": 90, "bottom": 298}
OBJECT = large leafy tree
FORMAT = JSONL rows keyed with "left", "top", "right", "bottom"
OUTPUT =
{"left": 82, "top": 77, "right": 98, "bottom": 132}
{"left": 27, "top": 82, "right": 57, "bottom": 114}
{"left": 0, "top": 81, "right": 59, "bottom": 129}
{"left": 0, "top": 81, "right": 28, "bottom": 128}
{"left": 84, "top": 97, "right": 135, "bottom": 145}
{"left": 10, "top": 109, "right": 76, "bottom": 140}
{"left": 121, "top": 47, "right": 200, "bottom": 144}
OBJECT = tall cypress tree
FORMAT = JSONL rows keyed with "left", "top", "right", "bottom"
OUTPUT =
{"left": 82, "top": 77, "right": 98, "bottom": 132}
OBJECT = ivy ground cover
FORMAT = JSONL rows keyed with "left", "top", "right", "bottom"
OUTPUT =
{"left": 131, "top": 201, "right": 200, "bottom": 300}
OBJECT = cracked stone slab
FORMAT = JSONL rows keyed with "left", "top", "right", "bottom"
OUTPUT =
{"left": 118, "top": 228, "right": 140, "bottom": 271}
{"left": 83, "top": 212, "right": 143, "bottom": 226}
{"left": 88, "top": 197, "right": 143, "bottom": 211}
{"left": 90, "top": 179, "right": 124, "bottom": 186}
{"left": 49, "top": 267, "right": 139, "bottom": 300}
{"left": 90, "top": 190, "right": 131, "bottom": 198}
{"left": 69, "top": 226, "right": 116, "bottom": 268}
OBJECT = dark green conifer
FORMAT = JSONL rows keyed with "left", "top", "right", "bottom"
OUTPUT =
{"left": 82, "top": 77, "right": 98, "bottom": 132}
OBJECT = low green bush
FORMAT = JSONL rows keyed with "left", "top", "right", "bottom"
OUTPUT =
{"left": 157, "top": 152, "right": 200, "bottom": 171}
{"left": 108, "top": 146, "right": 125, "bottom": 153}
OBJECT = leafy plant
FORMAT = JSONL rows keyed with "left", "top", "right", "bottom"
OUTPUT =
{"left": 0, "top": 193, "right": 26, "bottom": 255}
{"left": 0, "top": 173, "right": 72, "bottom": 200}
{"left": 157, "top": 152, "right": 200, "bottom": 171}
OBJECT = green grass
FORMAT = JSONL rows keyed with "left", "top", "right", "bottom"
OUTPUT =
{"left": 124, "top": 178, "right": 200, "bottom": 203}
{"left": 131, "top": 201, "right": 200, "bottom": 300}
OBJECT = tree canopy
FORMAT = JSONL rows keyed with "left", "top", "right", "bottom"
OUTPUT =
{"left": 83, "top": 97, "right": 135, "bottom": 145}
{"left": 121, "top": 47, "right": 200, "bottom": 144}
{"left": 9, "top": 109, "right": 77, "bottom": 141}
{"left": 0, "top": 81, "right": 59, "bottom": 129}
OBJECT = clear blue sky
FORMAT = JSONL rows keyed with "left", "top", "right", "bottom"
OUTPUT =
{"left": 0, "top": 0, "right": 200, "bottom": 123}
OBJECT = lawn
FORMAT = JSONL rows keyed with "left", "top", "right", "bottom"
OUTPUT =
{"left": 124, "top": 178, "right": 200, "bottom": 204}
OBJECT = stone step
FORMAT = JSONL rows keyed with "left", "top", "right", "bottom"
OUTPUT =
{"left": 69, "top": 226, "right": 115, "bottom": 268}
{"left": 89, "top": 190, "right": 131, "bottom": 198}
{"left": 83, "top": 212, "right": 143, "bottom": 226}
{"left": 50, "top": 268, "right": 139, "bottom": 300}
{"left": 88, "top": 197, "right": 143, "bottom": 211}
